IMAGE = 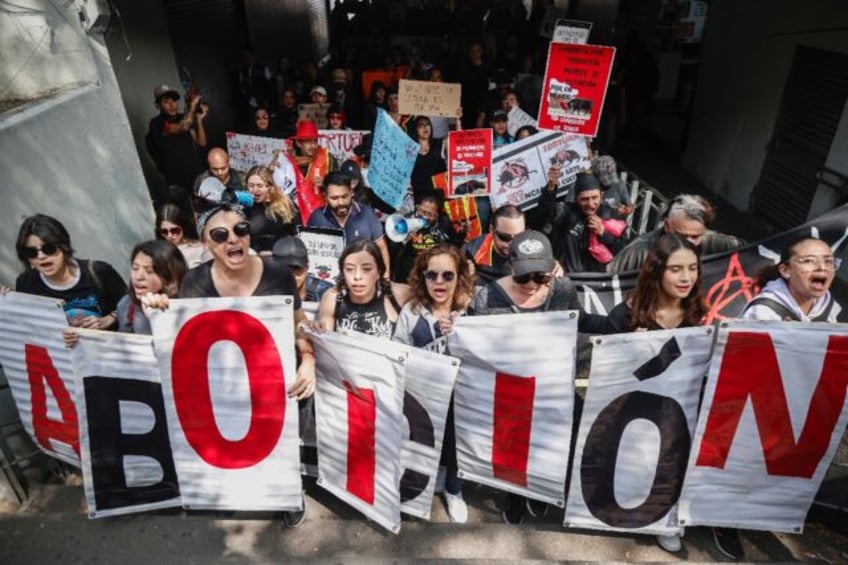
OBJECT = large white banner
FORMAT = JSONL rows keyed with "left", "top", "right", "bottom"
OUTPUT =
{"left": 72, "top": 330, "right": 181, "bottom": 518}
{"left": 565, "top": 328, "right": 714, "bottom": 535}
{"left": 679, "top": 320, "right": 848, "bottom": 533}
{"left": 312, "top": 330, "right": 406, "bottom": 533}
{"left": 150, "top": 296, "right": 301, "bottom": 511}
{"left": 0, "top": 292, "right": 80, "bottom": 466}
{"left": 400, "top": 347, "right": 460, "bottom": 520}
{"left": 448, "top": 311, "right": 578, "bottom": 506}
{"left": 225, "top": 131, "right": 288, "bottom": 173}
{"left": 318, "top": 129, "right": 368, "bottom": 164}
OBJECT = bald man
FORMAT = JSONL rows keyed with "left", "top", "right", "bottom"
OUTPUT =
{"left": 192, "top": 147, "right": 246, "bottom": 209}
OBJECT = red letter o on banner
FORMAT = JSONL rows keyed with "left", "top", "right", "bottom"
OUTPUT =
{"left": 171, "top": 310, "right": 286, "bottom": 469}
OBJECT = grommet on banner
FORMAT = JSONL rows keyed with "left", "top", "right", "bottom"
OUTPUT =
{"left": 452, "top": 360, "right": 459, "bottom": 366}
{"left": 569, "top": 312, "right": 577, "bottom": 319}
{"left": 89, "top": 512, "right": 96, "bottom": 518}
{"left": 678, "top": 519, "right": 686, "bottom": 525}
{"left": 457, "top": 470, "right": 465, "bottom": 479}
{"left": 705, "top": 327, "right": 713, "bottom": 335}
{"left": 556, "top": 499, "right": 564, "bottom": 508}
{"left": 594, "top": 337, "right": 602, "bottom": 345}
{"left": 721, "top": 322, "right": 729, "bottom": 328}
{"left": 284, "top": 297, "right": 292, "bottom": 305}
{"left": 316, "top": 477, "right": 324, "bottom": 486}
{"left": 794, "top": 526, "right": 801, "bottom": 533}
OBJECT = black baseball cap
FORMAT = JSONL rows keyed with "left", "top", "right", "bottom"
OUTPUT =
{"left": 272, "top": 236, "right": 309, "bottom": 268}
{"left": 509, "top": 230, "right": 554, "bottom": 276}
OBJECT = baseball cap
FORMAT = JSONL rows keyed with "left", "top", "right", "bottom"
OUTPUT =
{"left": 490, "top": 109, "right": 508, "bottom": 122}
{"left": 509, "top": 230, "right": 554, "bottom": 276}
{"left": 153, "top": 84, "right": 180, "bottom": 102}
{"left": 573, "top": 173, "right": 603, "bottom": 194}
{"left": 272, "top": 236, "right": 309, "bottom": 268}
{"left": 310, "top": 85, "right": 327, "bottom": 97}
{"left": 592, "top": 156, "right": 619, "bottom": 187}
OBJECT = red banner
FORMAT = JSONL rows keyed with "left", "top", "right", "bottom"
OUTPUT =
{"left": 446, "top": 129, "right": 493, "bottom": 198}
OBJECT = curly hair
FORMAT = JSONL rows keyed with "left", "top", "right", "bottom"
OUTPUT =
{"left": 245, "top": 165, "right": 297, "bottom": 223}
{"left": 407, "top": 245, "right": 474, "bottom": 313}
{"left": 628, "top": 233, "right": 706, "bottom": 330}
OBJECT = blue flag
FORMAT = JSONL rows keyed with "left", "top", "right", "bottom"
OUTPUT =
{"left": 369, "top": 109, "right": 419, "bottom": 210}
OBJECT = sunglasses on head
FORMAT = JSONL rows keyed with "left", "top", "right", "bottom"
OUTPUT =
{"left": 513, "top": 272, "right": 552, "bottom": 285}
{"left": 22, "top": 243, "right": 60, "bottom": 259}
{"left": 159, "top": 226, "right": 183, "bottom": 237}
{"left": 207, "top": 221, "right": 251, "bottom": 243}
{"left": 423, "top": 270, "right": 456, "bottom": 283}
{"left": 494, "top": 230, "right": 515, "bottom": 243}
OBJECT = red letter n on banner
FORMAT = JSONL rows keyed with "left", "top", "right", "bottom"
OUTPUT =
{"left": 696, "top": 332, "right": 848, "bottom": 478}
{"left": 25, "top": 344, "right": 80, "bottom": 457}
{"left": 492, "top": 372, "right": 536, "bottom": 486}
{"left": 171, "top": 311, "right": 286, "bottom": 469}
{"left": 344, "top": 381, "right": 376, "bottom": 505}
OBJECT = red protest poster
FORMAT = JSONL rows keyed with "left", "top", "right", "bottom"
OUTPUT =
{"left": 538, "top": 43, "right": 615, "bottom": 137}
{"left": 446, "top": 129, "right": 492, "bottom": 198}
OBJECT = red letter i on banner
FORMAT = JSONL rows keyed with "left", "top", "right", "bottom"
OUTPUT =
{"left": 492, "top": 371, "right": 536, "bottom": 486}
{"left": 344, "top": 381, "right": 376, "bottom": 504}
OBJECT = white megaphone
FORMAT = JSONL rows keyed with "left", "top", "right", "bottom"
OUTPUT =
{"left": 386, "top": 214, "right": 428, "bottom": 243}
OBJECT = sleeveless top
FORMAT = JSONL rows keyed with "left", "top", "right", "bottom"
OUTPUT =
{"left": 334, "top": 289, "right": 401, "bottom": 338}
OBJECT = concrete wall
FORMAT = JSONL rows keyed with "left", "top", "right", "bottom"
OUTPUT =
{"left": 683, "top": 0, "right": 848, "bottom": 213}
{"left": 0, "top": 3, "right": 152, "bottom": 288}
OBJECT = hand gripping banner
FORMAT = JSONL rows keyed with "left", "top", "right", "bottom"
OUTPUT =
{"left": 448, "top": 310, "right": 579, "bottom": 506}
{"left": 312, "top": 330, "right": 407, "bottom": 533}
{"left": 72, "top": 330, "right": 181, "bottom": 518}
{"left": 678, "top": 320, "right": 848, "bottom": 533}
{"left": 149, "top": 296, "right": 301, "bottom": 511}
{"left": 564, "top": 327, "right": 714, "bottom": 535}
{"left": 0, "top": 292, "right": 80, "bottom": 465}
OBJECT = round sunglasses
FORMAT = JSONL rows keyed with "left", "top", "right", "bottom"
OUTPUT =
{"left": 208, "top": 221, "right": 251, "bottom": 243}
{"left": 159, "top": 226, "right": 183, "bottom": 237}
{"left": 23, "top": 243, "right": 61, "bottom": 259}
{"left": 513, "top": 272, "right": 552, "bottom": 285}
{"left": 423, "top": 270, "right": 456, "bottom": 283}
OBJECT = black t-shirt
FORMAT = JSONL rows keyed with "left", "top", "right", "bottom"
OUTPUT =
{"left": 178, "top": 256, "right": 302, "bottom": 311}
{"left": 15, "top": 259, "right": 127, "bottom": 322}
{"left": 334, "top": 292, "right": 397, "bottom": 338}
{"left": 247, "top": 203, "right": 300, "bottom": 253}
{"left": 602, "top": 301, "right": 694, "bottom": 334}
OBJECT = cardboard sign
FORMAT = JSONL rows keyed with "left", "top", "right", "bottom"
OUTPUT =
{"left": 538, "top": 43, "right": 616, "bottom": 137}
{"left": 298, "top": 103, "right": 332, "bottom": 129}
{"left": 225, "top": 132, "right": 288, "bottom": 173}
{"left": 369, "top": 108, "right": 419, "bottom": 210}
{"left": 446, "top": 129, "right": 492, "bottom": 198}
{"left": 552, "top": 19, "right": 592, "bottom": 45}
{"left": 298, "top": 226, "right": 345, "bottom": 283}
{"left": 398, "top": 79, "right": 461, "bottom": 118}
{"left": 318, "top": 129, "right": 368, "bottom": 164}
{"left": 489, "top": 130, "right": 590, "bottom": 210}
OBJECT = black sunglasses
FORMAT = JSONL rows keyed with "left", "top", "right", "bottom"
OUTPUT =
{"left": 159, "top": 226, "right": 183, "bottom": 237}
{"left": 23, "top": 243, "right": 60, "bottom": 259}
{"left": 513, "top": 272, "right": 552, "bottom": 285}
{"left": 208, "top": 221, "right": 251, "bottom": 243}
{"left": 494, "top": 230, "right": 515, "bottom": 243}
{"left": 423, "top": 270, "right": 456, "bottom": 283}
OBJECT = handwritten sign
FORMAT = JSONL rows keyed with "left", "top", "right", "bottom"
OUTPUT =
{"left": 398, "top": 79, "right": 461, "bottom": 118}
{"left": 298, "top": 226, "right": 345, "bottom": 282}
{"left": 369, "top": 109, "right": 419, "bottom": 210}
{"left": 298, "top": 103, "right": 332, "bottom": 129}
{"left": 507, "top": 106, "right": 538, "bottom": 137}
{"left": 318, "top": 130, "right": 369, "bottom": 164}
{"left": 552, "top": 19, "right": 592, "bottom": 44}
{"left": 446, "top": 129, "right": 492, "bottom": 198}
{"left": 538, "top": 43, "right": 615, "bottom": 137}
{"left": 225, "top": 132, "right": 288, "bottom": 173}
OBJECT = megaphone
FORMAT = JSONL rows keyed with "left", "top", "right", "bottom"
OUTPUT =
{"left": 386, "top": 214, "right": 428, "bottom": 243}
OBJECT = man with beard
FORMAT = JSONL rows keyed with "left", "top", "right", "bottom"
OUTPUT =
{"left": 540, "top": 171, "right": 627, "bottom": 273}
{"left": 145, "top": 84, "right": 208, "bottom": 209}
{"left": 462, "top": 204, "right": 526, "bottom": 285}
{"left": 307, "top": 171, "right": 391, "bottom": 278}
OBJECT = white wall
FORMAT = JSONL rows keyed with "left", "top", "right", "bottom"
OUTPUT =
{"left": 683, "top": 0, "right": 848, "bottom": 213}
{"left": 0, "top": 3, "right": 152, "bottom": 287}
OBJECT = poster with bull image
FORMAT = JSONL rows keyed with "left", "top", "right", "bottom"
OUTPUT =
{"left": 489, "top": 130, "right": 591, "bottom": 211}
{"left": 446, "top": 129, "right": 493, "bottom": 197}
{"left": 538, "top": 43, "right": 615, "bottom": 137}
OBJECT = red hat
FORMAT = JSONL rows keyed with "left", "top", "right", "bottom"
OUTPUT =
{"left": 292, "top": 120, "right": 320, "bottom": 140}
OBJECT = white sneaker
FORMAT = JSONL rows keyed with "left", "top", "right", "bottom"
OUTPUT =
{"left": 656, "top": 533, "right": 682, "bottom": 553}
{"left": 444, "top": 491, "right": 468, "bottom": 523}
{"left": 434, "top": 466, "right": 446, "bottom": 494}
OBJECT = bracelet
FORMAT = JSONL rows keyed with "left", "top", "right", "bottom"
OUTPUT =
{"left": 301, "top": 351, "right": 315, "bottom": 358}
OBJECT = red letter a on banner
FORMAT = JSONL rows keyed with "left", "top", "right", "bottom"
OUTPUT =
{"left": 344, "top": 381, "right": 376, "bottom": 505}
{"left": 492, "top": 372, "right": 535, "bottom": 486}
{"left": 696, "top": 332, "right": 848, "bottom": 478}
{"left": 25, "top": 344, "right": 79, "bottom": 457}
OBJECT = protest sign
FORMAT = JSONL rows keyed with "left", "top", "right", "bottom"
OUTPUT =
{"left": 398, "top": 79, "right": 462, "bottom": 118}
{"left": 679, "top": 321, "right": 848, "bottom": 533}
{"left": 538, "top": 43, "right": 615, "bottom": 137}
{"left": 225, "top": 132, "right": 288, "bottom": 173}
{"left": 318, "top": 129, "right": 368, "bottom": 164}
{"left": 448, "top": 311, "right": 578, "bottom": 506}
{"left": 312, "top": 330, "right": 406, "bottom": 533}
{"left": 369, "top": 108, "right": 419, "bottom": 210}
{"left": 298, "top": 226, "right": 345, "bottom": 282}
{"left": 489, "top": 130, "right": 590, "bottom": 210}
{"left": 571, "top": 203, "right": 848, "bottom": 321}
{"left": 150, "top": 296, "right": 301, "bottom": 511}
{"left": 565, "top": 328, "right": 714, "bottom": 535}
{"left": 432, "top": 173, "right": 483, "bottom": 242}
{"left": 298, "top": 103, "right": 332, "bottom": 128}
{"left": 506, "top": 105, "right": 538, "bottom": 137}
{"left": 0, "top": 292, "right": 79, "bottom": 466}
{"left": 446, "top": 129, "right": 492, "bottom": 197}
{"left": 539, "top": 6, "right": 568, "bottom": 38}
{"left": 72, "top": 330, "right": 181, "bottom": 518}
{"left": 552, "top": 19, "right": 592, "bottom": 45}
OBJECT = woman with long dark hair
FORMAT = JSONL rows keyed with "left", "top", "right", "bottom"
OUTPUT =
{"left": 155, "top": 204, "right": 207, "bottom": 268}
{"left": 409, "top": 115, "right": 447, "bottom": 200}
{"left": 117, "top": 240, "right": 187, "bottom": 334}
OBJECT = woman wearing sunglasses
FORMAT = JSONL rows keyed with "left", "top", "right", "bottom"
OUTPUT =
{"left": 314, "top": 239, "right": 409, "bottom": 337}
{"left": 156, "top": 204, "right": 208, "bottom": 268}
{"left": 392, "top": 244, "right": 474, "bottom": 523}
{"left": 244, "top": 165, "right": 300, "bottom": 254}
{"left": 11, "top": 214, "right": 127, "bottom": 342}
